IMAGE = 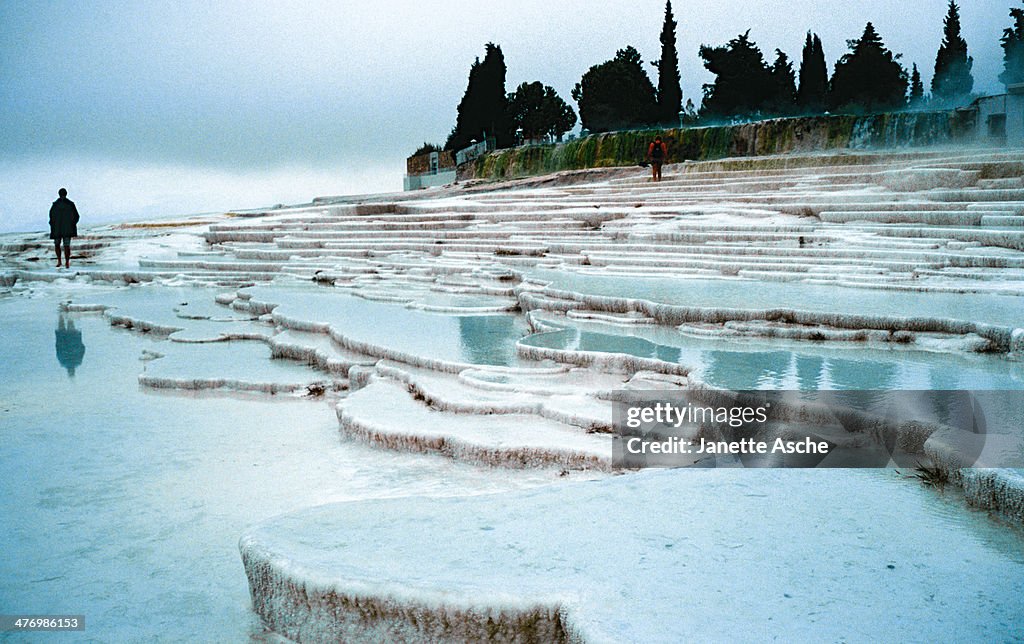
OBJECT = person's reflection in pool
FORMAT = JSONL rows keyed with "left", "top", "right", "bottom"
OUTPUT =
{"left": 55, "top": 315, "right": 86, "bottom": 377}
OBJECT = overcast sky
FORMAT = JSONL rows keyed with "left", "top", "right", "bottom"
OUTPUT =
{"left": 0, "top": 0, "right": 1013, "bottom": 228}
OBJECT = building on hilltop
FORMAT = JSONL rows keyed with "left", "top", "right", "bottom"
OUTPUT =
{"left": 969, "top": 85, "right": 1024, "bottom": 146}
{"left": 404, "top": 149, "right": 456, "bottom": 191}
{"left": 405, "top": 138, "right": 494, "bottom": 191}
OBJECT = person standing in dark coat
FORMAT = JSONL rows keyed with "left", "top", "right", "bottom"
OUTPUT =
{"left": 49, "top": 187, "right": 80, "bottom": 268}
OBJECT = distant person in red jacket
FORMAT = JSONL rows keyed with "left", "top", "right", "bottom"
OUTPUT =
{"left": 647, "top": 136, "right": 668, "bottom": 182}
{"left": 49, "top": 188, "right": 80, "bottom": 268}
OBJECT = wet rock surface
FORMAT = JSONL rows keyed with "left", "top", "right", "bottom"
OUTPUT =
{"left": 3, "top": 147, "right": 1024, "bottom": 641}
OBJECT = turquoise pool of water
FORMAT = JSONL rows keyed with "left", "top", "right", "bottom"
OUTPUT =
{"left": 529, "top": 270, "right": 1024, "bottom": 329}
{"left": 521, "top": 320, "right": 1024, "bottom": 391}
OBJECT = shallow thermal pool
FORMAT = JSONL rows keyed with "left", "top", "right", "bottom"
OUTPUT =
{"left": 244, "top": 285, "right": 529, "bottom": 366}
{"left": 2, "top": 284, "right": 1024, "bottom": 641}
{"left": 520, "top": 318, "right": 1024, "bottom": 391}
{"left": 0, "top": 288, "right": 559, "bottom": 641}
{"left": 529, "top": 270, "right": 1024, "bottom": 329}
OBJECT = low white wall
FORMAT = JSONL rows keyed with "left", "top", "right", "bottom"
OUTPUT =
{"left": 404, "top": 170, "right": 457, "bottom": 191}
{"left": 976, "top": 93, "right": 1024, "bottom": 146}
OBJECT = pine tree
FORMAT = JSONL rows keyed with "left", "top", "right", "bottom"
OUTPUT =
{"left": 932, "top": 0, "right": 974, "bottom": 103}
{"left": 572, "top": 46, "right": 658, "bottom": 132}
{"left": 698, "top": 31, "right": 775, "bottom": 119}
{"left": 796, "top": 32, "right": 828, "bottom": 114}
{"left": 910, "top": 64, "right": 925, "bottom": 105}
{"left": 654, "top": 0, "right": 683, "bottom": 125}
{"left": 507, "top": 82, "right": 577, "bottom": 141}
{"left": 445, "top": 43, "right": 511, "bottom": 151}
{"left": 1000, "top": 6, "right": 1024, "bottom": 88}
{"left": 829, "top": 22, "right": 908, "bottom": 113}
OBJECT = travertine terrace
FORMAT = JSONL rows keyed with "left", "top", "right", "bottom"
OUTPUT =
{"left": 3, "top": 147, "right": 1024, "bottom": 641}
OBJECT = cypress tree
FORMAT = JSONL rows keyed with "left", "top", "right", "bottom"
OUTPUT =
{"left": 478, "top": 44, "right": 512, "bottom": 148}
{"left": 796, "top": 32, "right": 828, "bottom": 113}
{"left": 654, "top": 0, "right": 683, "bottom": 125}
{"left": 910, "top": 64, "right": 925, "bottom": 104}
{"left": 769, "top": 50, "right": 797, "bottom": 116}
{"left": 446, "top": 55, "right": 480, "bottom": 151}
{"left": 932, "top": 0, "right": 974, "bottom": 103}
{"left": 445, "top": 43, "right": 510, "bottom": 151}
{"left": 1000, "top": 6, "right": 1024, "bottom": 88}
{"left": 829, "top": 22, "right": 908, "bottom": 113}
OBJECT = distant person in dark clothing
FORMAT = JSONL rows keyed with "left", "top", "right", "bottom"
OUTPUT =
{"left": 647, "top": 136, "right": 668, "bottom": 182}
{"left": 49, "top": 188, "right": 80, "bottom": 268}
{"left": 55, "top": 315, "right": 86, "bottom": 377}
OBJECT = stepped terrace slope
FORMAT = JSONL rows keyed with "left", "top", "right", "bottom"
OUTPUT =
{"left": 2, "top": 147, "right": 1023, "bottom": 642}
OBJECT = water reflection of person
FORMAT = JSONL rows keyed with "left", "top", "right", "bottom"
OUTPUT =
{"left": 55, "top": 315, "right": 86, "bottom": 377}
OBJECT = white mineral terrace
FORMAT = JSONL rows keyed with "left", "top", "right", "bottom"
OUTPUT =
{"left": 2, "top": 147, "right": 1023, "bottom": 641}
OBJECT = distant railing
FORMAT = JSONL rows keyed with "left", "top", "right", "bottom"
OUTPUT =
{"left": 456, "top": 139, "right": 493, "bottom": 166}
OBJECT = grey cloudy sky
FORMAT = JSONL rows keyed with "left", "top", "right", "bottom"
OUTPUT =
{"left": 0, "top": 1, "right": 1012, "bottom": 227}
